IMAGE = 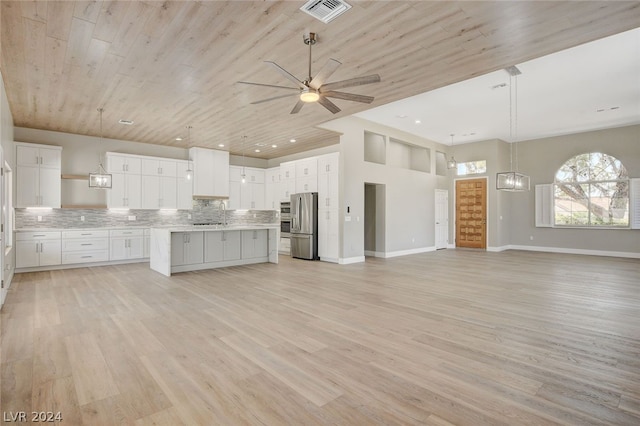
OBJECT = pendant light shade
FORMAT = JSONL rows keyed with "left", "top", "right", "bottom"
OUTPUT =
{"left": 185, "top": 125, "right": 193, "bottom": 181}
{"left": 447, "top": 133, "right": 457, "bottom": 170}
{"left": 496, "top": 67, "right": 530, "bottom": 191}
{"left": 89, "top": 108, "right": 112, "bottom": 188}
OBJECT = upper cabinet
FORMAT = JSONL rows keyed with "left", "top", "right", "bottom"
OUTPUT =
{"left": 107, "top": 154, "right": 142, "bottom": 174}
{"left": 106, "top": 153, "right": 142, "bottom": 209}
{"left": 107, "top": 153, "right": 194, "bottom": 210}
{"left": 142, "top": 158, "right": 177, "bottom": 177}
{"left": 16, "top": 143, "right": 62, "bottom": 208}
{"left": 189, "top": 147, "right": 229, "bottom": 198}
{"left": 229, "top": 166, "right": 265, "bottom": 210}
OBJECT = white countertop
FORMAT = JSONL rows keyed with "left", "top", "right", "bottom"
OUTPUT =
{"left": 151, "top": 224, "right": 279, "bottom": 232}
{"left": 17, "top": 224, "right": 279, "bottom": 232}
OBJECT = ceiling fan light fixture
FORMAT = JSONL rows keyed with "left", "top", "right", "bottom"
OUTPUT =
{"left": 300, "top": 88, "right": 320, "bottom": 103}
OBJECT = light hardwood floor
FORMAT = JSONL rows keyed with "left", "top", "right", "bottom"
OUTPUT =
{"left": 2, "top": 250, "right": 639, "bottom": 425}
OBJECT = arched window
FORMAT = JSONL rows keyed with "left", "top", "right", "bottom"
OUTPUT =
{"left": 554, "top": 152, "right": 629, "bottom": 227}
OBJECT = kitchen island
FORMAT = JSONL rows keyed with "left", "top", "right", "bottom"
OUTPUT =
{"left": 150, "top": 225, "right": 279, "bottom": 276}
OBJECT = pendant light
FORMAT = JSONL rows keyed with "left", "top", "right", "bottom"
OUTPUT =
{"left": 185, "top": 125, "right": 193, "bottom": 181}
{"left": 447, "top": 133, "right": 457, "bottom": 170}
{"left": 241, "top": 135, "right": 247, "bottom": 184}
{"left": 88, "top": 107, "right": 112, "bottom": 188}
{"left": 496, "top": 66, "right": 530, "bottom": 191}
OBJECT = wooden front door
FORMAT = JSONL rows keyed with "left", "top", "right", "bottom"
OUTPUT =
{"left": 455, "top": 178, "right": 486, "bottom": 249}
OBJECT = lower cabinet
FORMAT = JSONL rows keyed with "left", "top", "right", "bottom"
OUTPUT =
{"left": 62, "top": 230, "right": 109, "bottom": 264}
{"left": 204, "top": 230, "right": 241, "bottom": 262}
{"left": 241, "top": 229, "right": 268, "bottom": 259}
{"left": 144, "top": 229, "right": 151, "bottom": 258}
{"left": 16, "top": 232, "right": 61, "bottom": 268}
{"left": 110, "top": 229, "right": 144, "bottom": 261}
{"left": 318, "top": 209, "right": 339, "bottom": 261}
{"left": 171, "top": 231, "right": 204, "bottom": 266}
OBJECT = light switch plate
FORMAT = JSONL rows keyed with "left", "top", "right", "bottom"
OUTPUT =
{"left": 345, "top": 216, "right": 351, "bottom": 222}
{"left": 128, "top": 215, "right": 136, "bottom": 221}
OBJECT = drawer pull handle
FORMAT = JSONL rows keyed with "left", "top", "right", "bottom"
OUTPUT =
{"left": 81, "top": 233, "right": 91, "bottom": 236}
{"left": 33, "top": 234, "right": 45, "bottom": 237}
{"left": 81, "top": 243, "right": 92, "bottom": 246}
{"left": 81, "top": 256, "right": 92, "bottom": 259}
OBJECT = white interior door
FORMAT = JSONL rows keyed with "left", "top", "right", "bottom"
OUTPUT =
{"left": 435, "top": 189, "right": 449, "bottom": 249}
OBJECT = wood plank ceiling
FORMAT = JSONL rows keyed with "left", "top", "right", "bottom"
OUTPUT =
{"left": 2, "top": 1, "right": 639, "bottom": 159}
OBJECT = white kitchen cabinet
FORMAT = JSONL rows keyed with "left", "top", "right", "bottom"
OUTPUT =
{"left": 279, "top": 178, "right": 296, "bottom": 202}
{"left": 16, "top": 231, "right": 61, "bottom": 268}
{"left": 189, "top": 147, "right": 229, "bottom": 198}
{"left": 142, "top": 158, "right": 177, "bottom": 177}
{"left": 171, "top": 232, "right": 204, "bottom": 266}
{"left": 229, "top": 166, "right": 265, "bottom": 209}
{"left": 16, "top": 143, "right": 62, "bottom": 208}
{"left": 295, "top": 158, "right": 317, "bottom": 179}
{"left": 142, "top": 175, "right": 177, "bottom": 209}
{"left": 265, "top": 167, "right": 280, "bottom": 210}
{"left": 106, "top": 153, "right": 143, "bottom": 209}
{"left": 241, "top": 229, "right": 268, "bottom": 259}
{"left": 296, "top": 175, "right": 317, "bottom": 193}
{"left": 318, "top": 153, "right": 339, "bottom": 209}
{"left": 110, "top": 229, "right": 144, "bottom": 261}
{"left": 204, "top": 230, "right": 241, "bottom": 262}
{"left": 107, "top": 154, "right": 142, "bottom": 174}
{"left": 279, "top": 162, "right": 296, "bottom": 181}
{"left": 176, "top": 160, "right": 193, "bottom": 210}
{"left": 109, "top": 172, "right": 142, "bottom": 209}
{"left": 318, "top": 209, "right": 339, "bottom": 261}
{"left": 61, "top": 230, "right": 109, "bottom": 264}
{"left": 317, "top": 153, "right": 340, "bottom": 262}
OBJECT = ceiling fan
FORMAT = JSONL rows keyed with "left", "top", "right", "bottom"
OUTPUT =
{"left": 238, "top": 33, "right": 381, "bottom": 114}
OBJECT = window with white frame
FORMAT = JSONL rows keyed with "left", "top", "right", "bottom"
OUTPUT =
{"left": 456, "top": 160, "right": 486, "bottom": 176}
{"left": 554, "top": 152, "right": 629, "bottom": 227}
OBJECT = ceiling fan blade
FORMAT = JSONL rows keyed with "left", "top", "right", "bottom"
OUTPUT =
{"left": 320, "top": 74, "right": 381, "bottom": 92}
{"left": 251, "top": 93, "right": 300, "bottom": 105}
{"left": 290, "top": 100, "right": 304, "bottom": 114}
{"left": 237, "top": 81, "right": 300, "bottom": 91}
{"left": 321, "top": 91, "right": 375, "bottom": 104}
{"left": 309, "top": 58, "right": 341, "bottom": 90}
{"left": 265, "top": 61, "right": 306, "bottom": 89}
{"left": 317, "top": 96, "right": 341, "bottom": 114}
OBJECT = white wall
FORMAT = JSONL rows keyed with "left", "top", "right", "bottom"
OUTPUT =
{"left": 1, "top": 71, "right": 16, "bottom": 306}
{"left": 320, "top": 116, "right": 449, "bottom": 261}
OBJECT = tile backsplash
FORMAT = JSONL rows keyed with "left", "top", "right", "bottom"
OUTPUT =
{"left": 16, "top": 200, "right": 278, "bottom": 229}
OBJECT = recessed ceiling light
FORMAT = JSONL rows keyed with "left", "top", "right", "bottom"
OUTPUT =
{"left": 414, "top": 119, "right": 421, "bottom": 124}
{"left": 271, "top": 144, "right": 277, "bottom": 148}
{"left": 218, "top": 143, "right": 224, "bottom": 147}
{"left": 254, "top": 149, "right": 261, "bottom": 153}
{"left": 118, "top": 119, "right": 134, "bottom": 125}
{"left": 256, "top": 143, "right": 266, "bottom": 147}
{"left": 290, "top": 138, "right": 296, "bottom": 143}
{"left": 175, "top": 137, "right": 183, "bottom": 141}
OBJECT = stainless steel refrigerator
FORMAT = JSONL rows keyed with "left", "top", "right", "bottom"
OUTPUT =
{"left": 290, "top": 192, "right": 319, "bottom": 260}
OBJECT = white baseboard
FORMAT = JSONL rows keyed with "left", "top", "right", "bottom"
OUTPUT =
{"left": 508, "top": 245, "right": 640, "bottom": 259}
{"left": 339, "top": 256, "right": 366, "bottom": 264}
{"left": 320, "top": 257, "right": 339, "bottom": 263}
{"left": 382, "top": 246, "right": 436, "bottom": 258}
{"left": 487, "top": 245, "right": 510, "bottom": 252}
{"left": 364, "top": 250, "right": 385, "bottom": 258}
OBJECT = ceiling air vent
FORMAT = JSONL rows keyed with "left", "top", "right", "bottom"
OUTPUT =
{"left": 300, "top": 0, "right": 352, "bottom": 24}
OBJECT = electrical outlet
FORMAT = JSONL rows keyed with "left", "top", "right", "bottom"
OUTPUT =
{"left": 128, "top": 215, "right": 136, "bottom": 221}
{"left": 37, "top": 215, "right": 43, "bottom": 222}
{"left": 187, "top": 213, "right": 192, "bottom": 219}
{"left": 345, "top": 216, "right": 351, "bottom": 222}
{"left": 80, "top": 216, "right": 85, "bottom": 221}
